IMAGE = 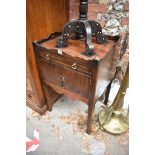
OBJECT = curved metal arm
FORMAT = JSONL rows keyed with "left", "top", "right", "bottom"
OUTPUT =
{"left": 56, "top": 20, "right": 95, "bottom": 55}
{"left": 81, "top": 20, "right": 94, "bottom": 55}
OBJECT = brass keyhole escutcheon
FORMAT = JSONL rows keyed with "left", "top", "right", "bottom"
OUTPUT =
{"left": 60, "top": 76, "right": 65, "bottom": 87}
{"left": 71, "top": 63, "right": 77, "bottom": 70}
{"left": 61, "top": 76, "right": 65, "bottom": 82}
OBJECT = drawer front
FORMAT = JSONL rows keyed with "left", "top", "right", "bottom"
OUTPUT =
{"left": 62, "top": 68, "right": 91, "bottom": 98}
{"left": 37, "top": 58, "right": 62, "bottom": 86}
{"left": 36, "top": 51, "right": 91, "bottom": 99}
{"left": 37, "top": 50, "right": 92, "bottom": 75}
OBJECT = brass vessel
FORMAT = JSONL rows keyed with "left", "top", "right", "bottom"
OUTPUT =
{"left": 99, "top": 64, "right": 129, "bottom": 135}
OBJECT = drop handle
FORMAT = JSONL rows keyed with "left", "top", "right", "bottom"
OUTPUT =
{"left": 71, "top": 63, "right": 77, "bottom": 70}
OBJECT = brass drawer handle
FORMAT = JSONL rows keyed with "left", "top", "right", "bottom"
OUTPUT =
{"left": 71, "top": 63, "right": 77, "bottom": 70}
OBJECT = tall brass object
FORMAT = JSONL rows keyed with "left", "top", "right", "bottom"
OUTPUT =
{"left": 99, "top": 64, "right": 129, "bottom": 134}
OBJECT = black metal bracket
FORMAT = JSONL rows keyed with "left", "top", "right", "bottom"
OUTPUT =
{"left": 56, "top": 0, "right": 107, "bottom": 56}
{"left": 119, "top": 33, "right": 129, "bottom": 60}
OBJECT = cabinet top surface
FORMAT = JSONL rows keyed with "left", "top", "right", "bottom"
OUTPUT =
{"left": 41, "top": 39, "right": 114, "bottom": 61}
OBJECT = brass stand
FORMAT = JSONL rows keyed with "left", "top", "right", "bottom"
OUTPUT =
{"left": 99, "top": 64, "right": 129, "bottom": 135}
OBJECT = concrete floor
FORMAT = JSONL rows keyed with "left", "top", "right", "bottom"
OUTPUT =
{"left": 26, "top": 95, "right": 129, "bottom": 155}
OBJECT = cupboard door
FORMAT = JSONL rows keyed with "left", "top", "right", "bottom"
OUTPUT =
{"left": 26, "top": 53, "right": 45, "bottom": 107}
{"left": 38, "top": 58, "right": 62, "bottom": 86}
{"left": 62, "top": 68, "right": 91, "bottom": 98}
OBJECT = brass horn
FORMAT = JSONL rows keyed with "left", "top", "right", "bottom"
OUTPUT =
{"left": 99, "top": 64, "right": 129, "bottom": 135}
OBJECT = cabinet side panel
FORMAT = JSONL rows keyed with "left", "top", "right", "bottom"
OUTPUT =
{"left": 26, "top": 0, "right": 69, "bottom": 112}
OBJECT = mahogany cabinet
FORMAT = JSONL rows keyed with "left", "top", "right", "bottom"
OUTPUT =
{"left": 33, "top": 33, "right": 119, "bottom": 133}
{"left": 26, "top": 0, "right": 69, "bottom": 114}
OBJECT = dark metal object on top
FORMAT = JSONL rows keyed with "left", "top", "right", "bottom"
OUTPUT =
{"left": 56, "top": 0, "right": 107, "bottom": 56}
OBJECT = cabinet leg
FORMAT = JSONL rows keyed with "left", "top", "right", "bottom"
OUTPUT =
{"left": 86, "top": 61, "right": 98, "bottom": 134}
{"left": 86, "top": 99, "right": 95, "bottom": 134}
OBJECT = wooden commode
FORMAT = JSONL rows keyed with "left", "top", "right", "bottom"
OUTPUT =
{"left": 33, "top": 32, "right": 119, "bottom": 134}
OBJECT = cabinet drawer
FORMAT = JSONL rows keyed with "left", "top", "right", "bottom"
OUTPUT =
{"left": 37, "top": 50, "right": 92, "bottom": 75}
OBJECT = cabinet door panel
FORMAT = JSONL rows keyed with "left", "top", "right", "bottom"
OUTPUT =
{"left": 62, "top": 68, "right": 90, "bottom": 98}
{"left": 38, "top": 58, "right": 62, "bottom": 86}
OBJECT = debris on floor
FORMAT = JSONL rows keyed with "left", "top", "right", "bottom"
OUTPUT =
{"left": 31, "top": 111, "right": 51, "bottom": 122}
{"left": 27, "top": 95, "right": 128, "bottom": 155}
